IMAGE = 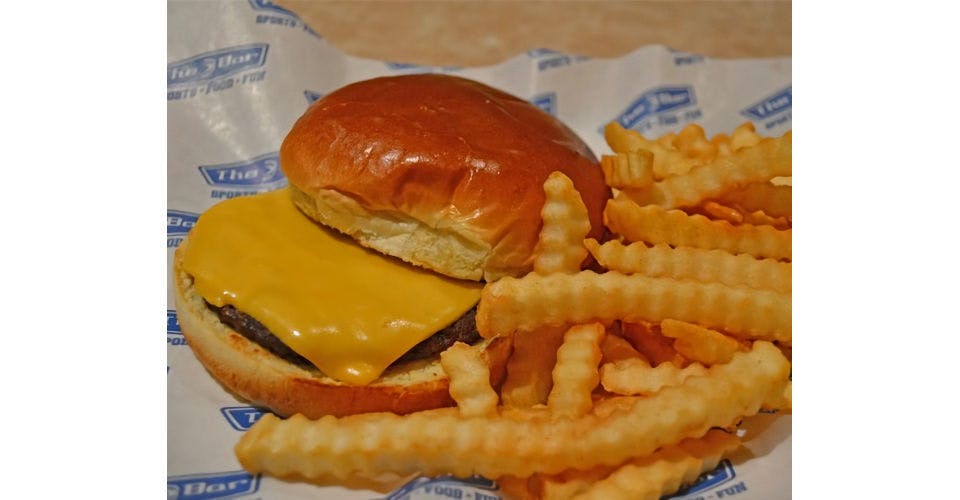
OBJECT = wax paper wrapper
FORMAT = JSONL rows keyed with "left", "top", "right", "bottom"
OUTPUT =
{"left": 167, "top": 2, "right": 792, "bottom": 499}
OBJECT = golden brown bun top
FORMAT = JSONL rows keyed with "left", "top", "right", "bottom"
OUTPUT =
{"left": 281, "top": 74, "right": 610, "bottom": 281}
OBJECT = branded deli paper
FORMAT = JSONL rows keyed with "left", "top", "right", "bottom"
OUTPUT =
{"left": 167, "top": 1, "right": 792, "bottom": 499}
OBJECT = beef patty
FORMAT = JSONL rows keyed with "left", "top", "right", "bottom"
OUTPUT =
{"left": 208, "top": 302, "right": 481, "bottom": 369}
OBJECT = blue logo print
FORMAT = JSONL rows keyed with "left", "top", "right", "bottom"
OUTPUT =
{"left": 167, "top": 310, "right": 187, "bottom": 346}
{"left": 248, "top": 0, "right": 319, "bottom": 35}
{"left": 385, "top": 62, "right": 423, "bottom": 71}
{"left": 167, "top": 310, "right": 181, "bottom": 334}
{"left": 530, "top": 92, "right": 557, "bottom": 116}
{"left": 247, "top": 0, "right": 297, "bottom": 16}
{"left": 666, "top": 459, "right": 738, "bottom": 498}
{"left": 526, "top": 48, "right": 561, "bottom": 58}
{"left": 528, "top": 48, "right": 589, "bottom": 71}
{"left": 167, "top": 471, "right": 260, "bottom": 500}
{"left": 669, "top": 48, "right": 705, "bottom": 66}
{"left": 220, "top": 406, "right": 267, "bottom": 431}
{"left": 304, "top": 90, "right": 324, "bottom": 104}
{"left": 386, "top": 475, "right": 499, "bottom": 500}
{"left": 615, "top": 86, "right": 697, "bottom": 130}
{"left": 199, "top": 153, "right": 285, "bottom": 187}
{"left": 168, "top": 210, "right": 199, "bottom": 248}
{"left": 168, "top": 44, "right": 269, "bottom": 88}
{"left": 168, "top": 210, "right": 199, "bottom": 236}
{"left": 384, "top": 62, "right": 462, "bottom": 74}
{"left": 201, "top": 153, "right": 288, "bottom": 200}
{"left": 741, "top": 86, "right": 792, "bottom": 121}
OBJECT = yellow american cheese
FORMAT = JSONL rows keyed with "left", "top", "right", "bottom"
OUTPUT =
{"left": 181, "top": 188, "right": 481, "bottom": 385}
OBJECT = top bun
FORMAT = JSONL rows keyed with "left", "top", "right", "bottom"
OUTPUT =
{"left": 281, "top": 74, "right": 610, "bottom": 281}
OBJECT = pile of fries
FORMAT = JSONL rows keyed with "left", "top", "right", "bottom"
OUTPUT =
{"left": 235, "top": 122, "right": 792, "bottom": 499}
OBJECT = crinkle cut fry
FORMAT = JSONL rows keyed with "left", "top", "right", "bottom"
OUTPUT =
{"left": 660, "top": 319, "right": 743, "bottom": 366}
{"left": 440, "top": 341, "right": 499, "bottom": 417}
{"left": 673, "top": 123, "right": 717, "bottom": 161}
{"left": 548, "top": 323, "right": 605, "bottom": 418}
{"left": 730, "top": 121, "right": 762, "bottom": 151}
{"left": 502, "top": 429, "right": 737, "bottom": 500}
{"left": 584, "top": 239, "right": 791, "bottom": 294}
{"left": 716, "top": 182, "right": 792, "bottom": 219}
{"left": 620, "top": 131, "right": 791, "bottom": 209}
{"left": 604, "top": 196, "right": 792, "bottom": 261}
{"left": 235, "top": 342, "right": 790, "bottom": 481}
{"left": 740, "top": 208, "right": 791, "bottom": 230}
{"left": 599, "top": 333, "right": 645, "bottom": 365}
{"left": 600, "top": 358, "right": 707, "bottom": 396}
{"left": 501, "top": 325, "right": 567, "bottom": 408}
{"left": 534, "top": 171, "right": 592, "bottom": 275}
{"left": 572, "top": 429, "right": 741, "bottom": 500}
{"left": 476, "top": 270, "right": 791, "bottom": 342}
{"left": 763, "top": 380, "right": 792, "bottom": 412}
{"left": 603, "top": 122, "right": 702, "bottom": 178}
{"left": 700, "top": 200, "right": 744, "bottom": 225}
{"left": 619, "top": 321, "right": 686, "bottom": 367}
{"left": 600, "top": 151, "right": 655, "bottom": 189}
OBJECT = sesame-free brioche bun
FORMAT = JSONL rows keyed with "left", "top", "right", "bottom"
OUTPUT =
{"left": 173, "top": 240, "right": 513, "bottom": 418}
{"left": 281, "top": 74, "right": 610, "bottom": 281}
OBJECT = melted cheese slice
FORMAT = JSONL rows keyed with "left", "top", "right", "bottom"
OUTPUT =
{"left": 181, "top": 188, "right": 481, "bottom": 385}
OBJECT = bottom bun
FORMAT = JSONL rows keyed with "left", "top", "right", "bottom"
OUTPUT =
{"left": 173, "top": 242, "right": 513, "bottom": 419}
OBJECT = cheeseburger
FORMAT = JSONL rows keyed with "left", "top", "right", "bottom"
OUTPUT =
{"left": 173, "top": 74, "right": 610, "bottom": 418}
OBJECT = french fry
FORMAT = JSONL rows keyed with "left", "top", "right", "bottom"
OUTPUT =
{"left": 710, "top": 132, "right": 732, "bottom": 156}
{"left": 440, "top": 341, "right": 499, "bottom": 417}
{"left": 503, "top": 429, "right": 739, "bottom": 500}
{"left": 572, "top": 429, "right": 741, "bottom": 500}
{"left": 730, "top": 121, "right": 762, "bottom": 151}
{"left": 600, "top": 358, "right": 707, "bottom": 396}
{"left": 660, "top": 319, "right": 743, "bottom": 365}
{"left": 681, "top": 206, "right": 734, "bottom": 226}
{"left": 501, "top": 325, "right": 567, "bottom": 408}
{"left": 655, "top": 131, "right": 676, "bottom": 148}
{"left": 777, "top": 341, "right": 792, "bottom": 361}
{"left": 762, "top": 380, "right": 792, "bottom": 412}
{"left": 599, "top": 332, "right": 646, "bottom": 365}
{"left": 501, "top": 463, "right": 618, "bottom": 500}
{"left": 235, "top": 342, "right": 790, "bottom": 480}
{"left": 600, "top": 151, "right": 655, "bottom": 189}
{"left": 716, "top": 182, "right": 792, "bottom": 219}
{"left": 604, "top": 196, "right": 792, "bottom": 260}
{"left": 495, "top": 476, "right": 539, "bottom": 500}
{"left": 585, "top": 239, "right": 791, "bottom": 293}
{"left": 673, "top": 123, "right": 717, "bottom": 161}
{"left": 548, "top": 323, "right": 605, "bottom": 418}
{"left": 536, "top": 469, "right": 610, "bottom": 500}
{"left": 619, "top": 321, "right": 685, "bottom": 367}
{"left": 534, "top": 171, "right": 592, "bottom": 275}
{"left": 620, "top": 132, "right": 792, "bottom": 208}
{"left": 477, "top": 270, "right": 791, "bottom": 342}
{"left": 604, "top": 122, "right": 702, "bottom": 178}
{"left": 741, "top": 209, "right": 792, "bottom": 230}
{"left": 700, "top": 200, "right": 744, "bottom": 225}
